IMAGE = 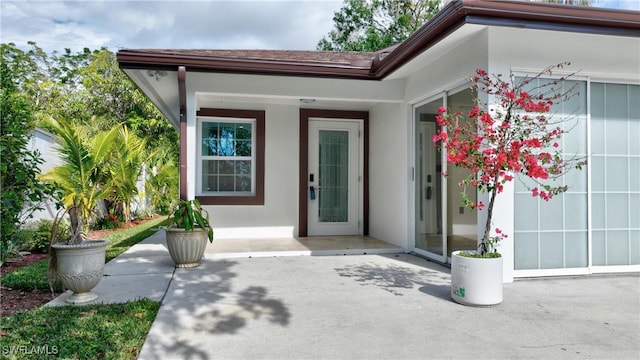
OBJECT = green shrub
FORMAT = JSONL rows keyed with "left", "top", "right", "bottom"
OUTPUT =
{"left": 0, "top": 239, "right": 23, "bottom": 267}
{"left": 92, "top": 214, "right": 120, "bottom": 230}
{"left": 13, "top": 219, "right": 57, "bottom": 254}
{"left": 11, "top": 228, "right": 36, "bottom": 250}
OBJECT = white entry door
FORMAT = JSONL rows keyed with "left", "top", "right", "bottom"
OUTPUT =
{"left": 308, "top": 119, "right": 362, "bottom": 236}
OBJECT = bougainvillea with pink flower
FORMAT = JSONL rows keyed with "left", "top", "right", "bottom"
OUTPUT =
{"left": 433, "top": 62, "right": 586, "bottom": 257}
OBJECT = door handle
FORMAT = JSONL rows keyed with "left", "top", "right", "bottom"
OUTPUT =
{"left": 310, "top": 186, "right": 316, "bottom": 200}
{"left": 426, "top": 186, "right": 432, "bottom": 200}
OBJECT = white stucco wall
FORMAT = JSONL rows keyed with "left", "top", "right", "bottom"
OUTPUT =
{"left": 487, "top": 27, "right": 640, "bottom": 82}
{"left": 368, "top": 102, "right": 409, "bottom": 248}
{"left": 404, "top": 28, "right": 489, "bottom": 104}
{"left": 189, "top": 101, "right": 301, "bottom": 239}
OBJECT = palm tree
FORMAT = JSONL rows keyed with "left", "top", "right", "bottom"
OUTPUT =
{"left": 145, "top": 149, "right": 179, "bottom": 215}
{"left": 106, "top": 125, "right": 148, "bottom": 222}
{"left": 41, "top": 117, "right": 118, "bottom": 236}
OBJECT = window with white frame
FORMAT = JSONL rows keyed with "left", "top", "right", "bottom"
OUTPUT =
{"left": 196, "top": 109, "right": 265, "bottom": 205}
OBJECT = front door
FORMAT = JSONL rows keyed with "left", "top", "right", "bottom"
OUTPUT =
{"left": 307, "top": 119, "right": 361, "bottom": 236}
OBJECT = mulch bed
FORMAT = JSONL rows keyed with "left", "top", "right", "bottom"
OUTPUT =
{"left": 0, "top": 253, "right": 59, "bottom": 317}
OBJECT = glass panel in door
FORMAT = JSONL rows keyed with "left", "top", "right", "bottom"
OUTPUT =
{"left": 445, "top": 90, "right": 478, "bottom": 257}
{"left": 414, "top": 90, "right": 478, "bottom": 261}
{"left": 318, "top": 130, "right": 349, "bottom": 223}
{"left": 415, "top": 99, "right": 445, "bottom": 258}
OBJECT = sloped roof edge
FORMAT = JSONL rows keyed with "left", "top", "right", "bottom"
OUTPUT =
{"left": 374, "top": 0, "right": 640, "bottom": 78}
{"left": 117, "top": 0, "right": 640, "bottom": 81}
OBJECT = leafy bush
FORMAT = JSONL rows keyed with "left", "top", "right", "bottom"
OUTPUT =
{"left": 92, "top": 213, "right": 121, "bottom": 230}
{"left": 1, "top": 54, "right": 52, "bottom": 246}
{"left": 10, "top": 228, "right": 35, "bottom": 250}
{"left": 12, "top": 219, "right": 58, "bottom": 254}
{"left": 133, "top": 207, "right": 155, "bottom": 220}
{"left": 0, "top": 240, "right": 23, "bottom": 267}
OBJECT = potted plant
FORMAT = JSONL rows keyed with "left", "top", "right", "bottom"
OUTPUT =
{"left": 165, "top": 199, "right": 214, "bottom": 268}
{"left": 433, "top": 63, "right": 586, "bottom": 306}
{"left": 48, "top": 207, "right": 107, "bottom": 304}
{"left": 40, "top": 117, "right": 118, "bottom": 304}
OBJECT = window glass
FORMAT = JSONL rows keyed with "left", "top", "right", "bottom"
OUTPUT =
{"left": 200, "top": 119, "right": 254, "bottom": 195}
{"left": 590, "top": 83, "right": 640, "bottom": 266}
{"left": 514, "top": 77, "right": 588, "bottom": 270}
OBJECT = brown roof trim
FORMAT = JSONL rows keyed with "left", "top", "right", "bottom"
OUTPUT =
{"left": 116, "top": 0, "right": 640, "bottom": 81}
{"left": 117, "top": 50, "right": 376, "bottom": 80}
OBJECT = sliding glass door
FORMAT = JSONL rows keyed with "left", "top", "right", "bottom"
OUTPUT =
{"left": 414, "top": 89, "right": 477, "bottom": 262}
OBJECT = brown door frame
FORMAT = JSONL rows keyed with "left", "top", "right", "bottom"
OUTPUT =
{"left": 299, "top": 109, "right": 369, "bottom": 237}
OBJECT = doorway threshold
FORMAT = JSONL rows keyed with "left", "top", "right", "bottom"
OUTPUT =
{"left": 204, "top": 236, "right": 403, "bottom": 259}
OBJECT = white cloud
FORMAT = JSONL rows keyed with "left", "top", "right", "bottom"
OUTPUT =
{"left": 1, "top": 0, "right": 342, "bottom": 52}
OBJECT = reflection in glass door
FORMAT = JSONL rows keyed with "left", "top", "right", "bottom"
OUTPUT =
{"left": 415, "top": 99, "right": 445, "bottom": 259}
{"left": 414, "top": 89, "right": 478, "bottom": 262}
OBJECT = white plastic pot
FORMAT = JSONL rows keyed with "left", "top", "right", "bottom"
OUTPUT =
{"left": 451, "top": 250, "right": 503, "bottom": 306}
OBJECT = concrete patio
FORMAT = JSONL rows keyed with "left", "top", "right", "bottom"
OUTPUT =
{"left": 48, "top": 229, "right": 640, "bottom": 359}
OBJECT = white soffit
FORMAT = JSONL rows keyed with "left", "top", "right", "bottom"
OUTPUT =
{"left": 125, "top": 68, "right": 180, "bottom": 128}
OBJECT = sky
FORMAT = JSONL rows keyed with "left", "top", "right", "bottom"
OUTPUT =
{"left": 1, "top": 0, "right": 638, "bottom": 54}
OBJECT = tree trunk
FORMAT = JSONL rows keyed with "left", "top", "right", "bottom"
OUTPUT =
{"left": 481, "top": 175, "right": 499, "bottom": 255}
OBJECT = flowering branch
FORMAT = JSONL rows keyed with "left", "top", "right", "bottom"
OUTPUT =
{"left": 433, "top": 62, "right": 587, "bottom": 256}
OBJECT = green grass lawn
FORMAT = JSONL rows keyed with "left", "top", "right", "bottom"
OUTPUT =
{"left": 0, "top": 216, "right": 169, "bottom": 359}
{"left": 0, "top": 300, "right": 159, "bottom": 359}
{"left": 1, "top": 216, "right": 169, "bottom": 291}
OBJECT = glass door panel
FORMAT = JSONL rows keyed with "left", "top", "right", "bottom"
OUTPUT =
{"left": 414, "top": 89, "right": 478, "bottom": 263}
{"left": 415, "top": 99, "right": 445, "bottom": 258}
{"left": 445, "top": 90, "right": 478, "bottom": 256}
{"left": 318, "top": 130, "right": 349, "bottom": 223}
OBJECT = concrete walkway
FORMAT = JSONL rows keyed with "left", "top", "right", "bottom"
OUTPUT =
{"left": 49, "top": 230, "right": 640, "bottom": 359}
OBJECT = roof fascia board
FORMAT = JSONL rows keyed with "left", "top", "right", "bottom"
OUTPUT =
{"left": 117, "top": 53, "right": 374, "bottom": 80}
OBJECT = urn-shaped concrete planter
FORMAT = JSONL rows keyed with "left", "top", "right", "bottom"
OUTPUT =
{"left": 451, "top": 250, "right": 503, "bottom": 306}
{"left": 165, "top": 228, "right": 209, "bottom": 268}
{"left": 51, "top": 240, "right": 107, "bottom": 304}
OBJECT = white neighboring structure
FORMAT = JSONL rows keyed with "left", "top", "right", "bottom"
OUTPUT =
{"left": 23, "top": 128, "right": 62, "bottom": 222}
